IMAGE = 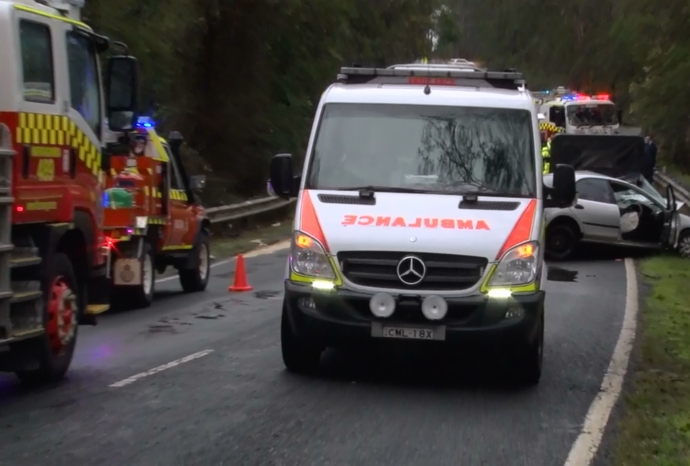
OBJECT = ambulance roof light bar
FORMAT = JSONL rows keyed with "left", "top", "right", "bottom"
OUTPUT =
{"left": 337, "top": 66, "right": 525, "bottom": 91}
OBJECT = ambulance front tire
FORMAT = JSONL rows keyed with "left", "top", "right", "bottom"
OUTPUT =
{"left": 511, "top": 313, "right": 544, "bottom": 386}
{"left": 179, "top": 234, "right": 210, "bottom": 293}
{"left": 281, "top": 303, "right": 322, "bottom": 373}
{"left": 15, "top": 253, "right": 79, "bottom": 385}
{"left": 115, "top": 242, "right": 155, "bottom": 309}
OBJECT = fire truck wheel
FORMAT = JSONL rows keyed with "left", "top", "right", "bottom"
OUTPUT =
{"left": 15, "top": 253, "right": 78, "bottom": 385}
{"left": 179, "top": 234, "right": 210, "bottom": 293}
{"left": 124, "top": 242, "right": 156, "bottom": 308}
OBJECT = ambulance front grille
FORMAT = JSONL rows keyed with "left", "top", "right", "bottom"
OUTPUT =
{"left": 337, "top": 251, "right": 487, "bottom": 291}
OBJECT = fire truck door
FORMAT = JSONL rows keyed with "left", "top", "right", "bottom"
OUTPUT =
{"left": 166, "top": 155, "right": 192, "bottom": 247}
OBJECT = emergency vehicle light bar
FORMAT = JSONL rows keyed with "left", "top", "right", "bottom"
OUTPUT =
{"left": 337, "top": 67, "right": 525, "bottom": 90}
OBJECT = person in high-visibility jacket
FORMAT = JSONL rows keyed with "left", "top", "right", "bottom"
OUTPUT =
{"left": 541, "top": 137, "right": 552, "bottom": 174}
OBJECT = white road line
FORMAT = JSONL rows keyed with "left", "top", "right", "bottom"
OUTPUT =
{"left": 563, "top": 258, "right": 638, "bottom": 466}
{"left": 155, "top": 240, "right": 290, "bottom": 283}
{"left": 109, "top": 350, "right": 214, "bottom": 388}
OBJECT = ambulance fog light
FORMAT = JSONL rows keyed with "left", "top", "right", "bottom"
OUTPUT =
{"left": 421, "top": 295, "right": 447, "bottom": 320}
{"left": 298, "top": 297, "right": 316, "bottom": 309}
{"left": 369, "top": 293, "right": 395, "bottom": 318}
{"left": 312, "top": 280, "right": 334, "bottom": 290}
{"left": 504, "top": 306, "right": 524, "bottom": 320}
{"left": 488, "top": 288, "right": 512, "bottom": 298}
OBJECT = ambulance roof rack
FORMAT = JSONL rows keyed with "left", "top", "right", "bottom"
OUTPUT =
{"left": 34, "top": 0, "right": 84, "bottom": 21}
{"left": 336, "top": 66, "right": 525, "bottom": 91}
{"left": 387, "top": 63, "right": 487, "bottom": 73}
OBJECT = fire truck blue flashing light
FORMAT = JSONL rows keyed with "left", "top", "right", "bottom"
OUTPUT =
{"left": 135, "top": 116, "right": 155, "bottom": 128}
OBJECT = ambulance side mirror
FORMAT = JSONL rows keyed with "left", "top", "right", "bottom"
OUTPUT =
{"left": 106, "top": 56, "right": 139, "bottom": 132}
{"left": 270, "top": 153, "right": 299, "bottom": 198}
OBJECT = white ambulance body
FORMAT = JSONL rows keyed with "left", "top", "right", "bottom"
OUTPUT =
{"left": 268, "top": 66, "right": 576, "bottom": 385}
{"left": 540, "top": 94, "right": 620, "bottom": 135}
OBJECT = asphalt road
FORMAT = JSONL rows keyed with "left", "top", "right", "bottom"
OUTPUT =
{"left": 0, "top": 244, "right": 630, "bottom": 466}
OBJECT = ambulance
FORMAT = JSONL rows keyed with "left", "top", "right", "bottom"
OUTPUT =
{"left": 268, "top": 65, "right": 576, "bottom": 385}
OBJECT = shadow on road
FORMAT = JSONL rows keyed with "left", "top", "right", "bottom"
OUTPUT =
{"left": 289, "top": 345, "right": 541, "bottom": 394}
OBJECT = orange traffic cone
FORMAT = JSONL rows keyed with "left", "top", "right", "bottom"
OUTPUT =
{"left": 228, "top": 254, "right": 253, "bottom": 292}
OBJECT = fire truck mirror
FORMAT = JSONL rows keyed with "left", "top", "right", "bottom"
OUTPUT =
{"left": 190, "top": 175, "right": 206, "bottom": 191}
{"left": 106, "top": 56, "right": 140, "bottom": 132}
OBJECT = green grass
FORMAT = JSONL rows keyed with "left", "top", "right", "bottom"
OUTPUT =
{"left": 211, "top": 219, "right": 293, "bottom": 259}
{"left": 614, "top": 255, "right": 690, "bottom": 465}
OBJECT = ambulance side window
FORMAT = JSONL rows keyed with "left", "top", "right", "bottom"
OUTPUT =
{"left": 19, "top": 20, "right": 55, "bottom": 104}
{"left": 65, "top": 32, "right": 101, "bottom": 137}
{"left": 164, "top": 145, "right": 184, "bottom": 190}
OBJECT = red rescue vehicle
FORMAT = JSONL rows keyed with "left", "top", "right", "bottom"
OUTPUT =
{"left": 102, "top": 118, "right": 210, "bottom": 308}
{"left": 0, "top": 0, "right": 143, "bottom": 383}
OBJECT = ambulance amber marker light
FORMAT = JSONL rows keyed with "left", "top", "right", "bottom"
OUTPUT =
{"left": 516, "top": 244, "right": 534, "bottom": 257}
{"left": 296, "top": 234, "right": 313, "bottom": 248}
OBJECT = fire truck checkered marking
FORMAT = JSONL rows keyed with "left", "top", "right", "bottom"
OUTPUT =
{"left": 16, "top": 112, "right": 102, "bottom": 180}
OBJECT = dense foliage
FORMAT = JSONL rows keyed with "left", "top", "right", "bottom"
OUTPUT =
{"left": 84, "top": 0, "right": 689, "bottom": 201}
{"left": 435, "top": 0, "right": 690, "bottom": 169}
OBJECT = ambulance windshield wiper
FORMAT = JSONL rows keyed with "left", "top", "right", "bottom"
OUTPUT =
{"left": 334, "top": 185, "right": 431, "bottom": 198}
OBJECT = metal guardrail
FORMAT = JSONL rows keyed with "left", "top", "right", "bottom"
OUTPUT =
{"left": 654, "top": 170, "right": 690, "bottom": 208}
{"left": 205, "top": 196, "right": 295, "bottom": 224}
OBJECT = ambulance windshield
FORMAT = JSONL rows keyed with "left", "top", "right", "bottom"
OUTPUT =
{"left": 566, "top": 103, "right": 618, "bottom": 127}
{"left": 306, "top": 104, "right": 536, "bottom": 197}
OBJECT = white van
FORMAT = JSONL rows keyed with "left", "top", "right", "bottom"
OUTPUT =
{"left": 269, "top": 65, "right": 576, "bottom": 385}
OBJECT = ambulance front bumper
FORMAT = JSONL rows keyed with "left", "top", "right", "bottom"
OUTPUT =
{"left": 283, "top": 281, "right": 544, "bottom": 349}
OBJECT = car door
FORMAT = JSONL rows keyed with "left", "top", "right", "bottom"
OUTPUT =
{"left": 573, "top": 177, "right": 621, "bottom": 242}
{"left": 608, "top": 180, "right": 668, "bottom": 245}
{"left": 664, "top": 185, "right": 680, "bottom": 247}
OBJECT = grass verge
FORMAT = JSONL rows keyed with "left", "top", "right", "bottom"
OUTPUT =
{"left": 211, "top": 218, "right": 293, "bottom": 260}
{"left": 614, "top": 255, "right": 690, "bottom": 465}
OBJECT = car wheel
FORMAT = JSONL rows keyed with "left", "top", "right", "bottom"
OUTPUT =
{"left": 512, "top": 313, "right": 544, "bottom": 386}
{"left": 280, "top": 303, "right": 322, "bottom": 374}
{"left": 677, "top": 230, "right": 690, "bottom": 258}
{"left": 546, "top": 223, "right": 578, "bottom": 260}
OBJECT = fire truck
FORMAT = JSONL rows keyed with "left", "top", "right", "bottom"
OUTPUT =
{"left": 0, "top": 0, "right": 149, "bottom": 384}
{"left": 102, "top": 117, "right": 210, "bottom": 308}
{"left": 538, "top": 93, "right": 620, "bottom": 136}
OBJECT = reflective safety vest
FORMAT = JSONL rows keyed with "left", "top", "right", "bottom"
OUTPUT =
{"left": 541, "top": 139, "right": 551, "bottom": 174}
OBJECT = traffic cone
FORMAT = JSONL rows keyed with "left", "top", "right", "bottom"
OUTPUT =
{"left": 228, "top": 254, "right": 253, "bottom": 292}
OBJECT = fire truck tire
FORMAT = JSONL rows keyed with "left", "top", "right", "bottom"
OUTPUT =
{"left": 179, "top": 234, "right": 210, "bottom": 293}
{"left": 119, "top": 242, "right": 156, "bottom": 308}
{"left": 15, "top": 253, "right": 79, "bottom": 385}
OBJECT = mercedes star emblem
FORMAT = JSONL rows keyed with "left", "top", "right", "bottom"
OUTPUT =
{"left": 396, "top": 255, "right": 426, "bottom": 285}
{"left": 410, "top": 236, "right": 417, "bottom": 242}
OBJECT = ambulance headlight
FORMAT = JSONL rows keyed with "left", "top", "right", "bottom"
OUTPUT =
{"left": 290, "top": 231, "right": 335, "bottom": 279}
{"left": 488, "top": 241, "right": 539, "bottom": 286}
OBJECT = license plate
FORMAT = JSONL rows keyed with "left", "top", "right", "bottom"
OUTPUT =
{"left": 381, "top": 327, "right": 434, "bottom": 340}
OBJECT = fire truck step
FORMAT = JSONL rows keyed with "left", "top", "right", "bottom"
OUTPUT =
{"left": 10, "top": 256, "right": 42, "bottom": 268}
{"left": 10, "top": 290, "right": 42, "bottom": 303}
{"left": 10, "top": 327, "right": 44, "bottom": 338}
{"left": 86, "top": 304, "right": 109, "bottom": 315}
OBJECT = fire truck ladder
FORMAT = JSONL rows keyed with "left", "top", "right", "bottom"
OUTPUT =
{"left": 0, "top": 124, "right": 43, "bottom": 344}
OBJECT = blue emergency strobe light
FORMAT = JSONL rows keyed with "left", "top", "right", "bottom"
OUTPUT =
{"left": 135, "top": 116, "right": 155, "bottom": 128}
